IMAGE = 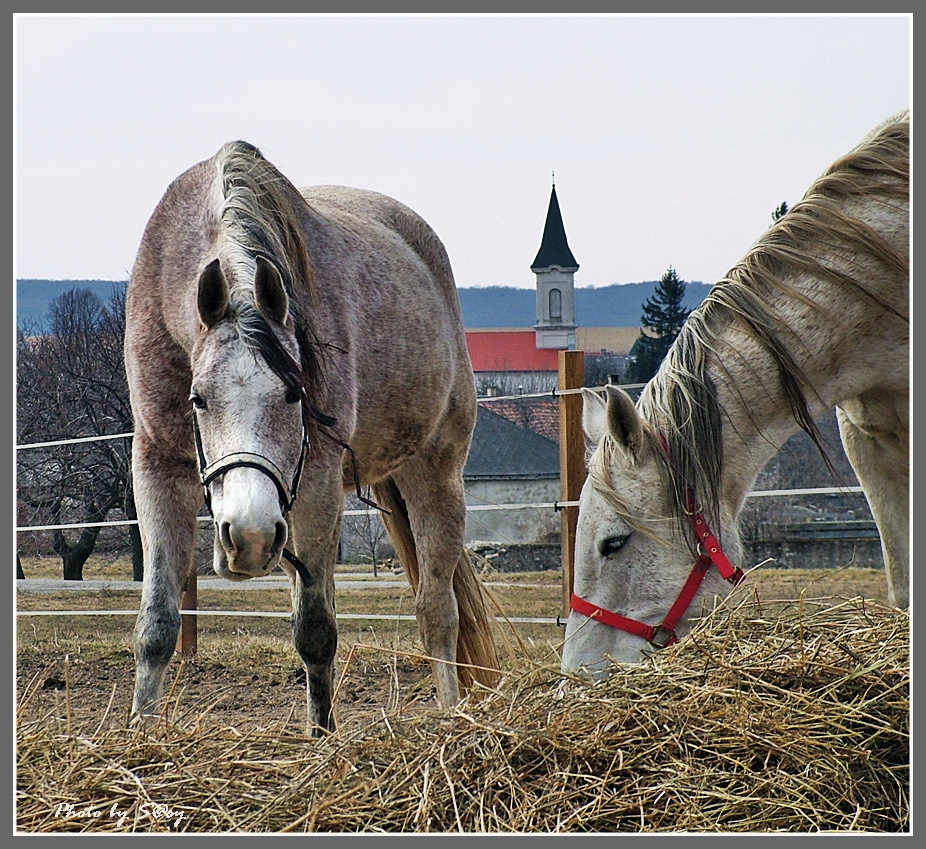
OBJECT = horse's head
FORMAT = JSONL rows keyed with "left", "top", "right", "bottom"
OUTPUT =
{"left": 561, "top": 385, "right": 740, "bottom": 678}
{"left": 190, "top": 257, "right": 307, "bottom": 580}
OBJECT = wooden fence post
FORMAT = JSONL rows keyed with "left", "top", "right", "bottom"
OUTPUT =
{"left": 558, "top": 350, "right": 585, "bottom": 619}
{"left": 176, "top": 571, "right": 198, "bottom": 657}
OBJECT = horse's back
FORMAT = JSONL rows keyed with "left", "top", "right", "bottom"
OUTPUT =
{"left": 284, "top": 185, "right": 476, "bottom": 481}
{"left": 298, "top": 185, "right": 458, "bottom": 301}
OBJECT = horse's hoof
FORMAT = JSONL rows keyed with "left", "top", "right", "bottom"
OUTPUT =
{"left": 308, "top": 720, "right": 336, "bottom": 738}
{"left": 130, "top": 712, "right": 182, "bottom": 737}
{"left": 129, "top": 711, "right": 154, "bottom": 728}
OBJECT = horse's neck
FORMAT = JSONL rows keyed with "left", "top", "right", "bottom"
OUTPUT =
{"left": 712, "top": 366, "right": 812, "bottom": 514}
{"left": 703, "top": 187, "right": 907, "bottom": 515}
{"left": 703, "top": 281, "right": 874, "bottom": 514}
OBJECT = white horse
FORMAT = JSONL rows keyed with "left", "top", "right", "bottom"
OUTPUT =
{"left": 562, "top": 110, "right": 909, "bottom": 678}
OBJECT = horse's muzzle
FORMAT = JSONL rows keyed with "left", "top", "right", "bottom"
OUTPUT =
{"left": 215, "top": 517, "right": 287, "bottom": 578}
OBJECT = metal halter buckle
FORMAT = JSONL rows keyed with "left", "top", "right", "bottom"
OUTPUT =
{"left": 648, "top": 624, "right": 677, "bottom": 649}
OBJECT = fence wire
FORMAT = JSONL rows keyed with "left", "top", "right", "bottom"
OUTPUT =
{"left": 15, "top": 389, "right": 870, "bottom": 626}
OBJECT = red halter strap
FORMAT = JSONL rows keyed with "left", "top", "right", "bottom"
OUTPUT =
{"left": 570, "top": 437, "right": 745, "bottom": 650}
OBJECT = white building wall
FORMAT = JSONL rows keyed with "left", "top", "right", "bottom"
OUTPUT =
{"left": 463, "top": 478, "right": 560, "bottom": 546}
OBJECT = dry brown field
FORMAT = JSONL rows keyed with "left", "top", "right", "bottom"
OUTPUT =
{"left": 16, "top": 555, "right": 891, "bottom": 734}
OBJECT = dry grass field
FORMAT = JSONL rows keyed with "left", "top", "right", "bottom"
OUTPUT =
{"left": 16, "top": 555, "right": 907, "bottom": 833}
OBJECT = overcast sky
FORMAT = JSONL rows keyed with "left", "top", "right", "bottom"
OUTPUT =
{"left": 14, "top": 14, "right": 910, "bottom": 292}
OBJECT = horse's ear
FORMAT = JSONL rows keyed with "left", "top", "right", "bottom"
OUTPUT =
{"left": 581, "top": 388, "right": 609, "bottom": 448}
{"left": 604, "top": 384, "right": 644, "bottom": 457}
{"left": 254, "top": 256, "right": 290, "bottom": 325}
{"left": 197, "top": 259, "right": 229, "bottom": 329}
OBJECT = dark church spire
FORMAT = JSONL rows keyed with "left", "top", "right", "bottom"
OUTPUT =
{"left": 531, "top": 183, "right": 579, "bottom": 272}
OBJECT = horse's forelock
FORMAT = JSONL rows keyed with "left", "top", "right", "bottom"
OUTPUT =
{"left": 587, "top": 429, "right": 676, "bottom": 547}
{"left": 211, "top": 141, "right": 322, "bottom": 411}
{"left": 234, "top": 305, "right": 304, "bottom": 399}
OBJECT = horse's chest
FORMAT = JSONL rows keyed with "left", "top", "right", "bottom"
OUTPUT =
{"left": 840, "top": 391, "right": 908, "bottom": 439}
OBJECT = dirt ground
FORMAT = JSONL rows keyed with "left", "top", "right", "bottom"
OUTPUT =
{"left": 16, "top": 616, "right": 452, "bottom": 739}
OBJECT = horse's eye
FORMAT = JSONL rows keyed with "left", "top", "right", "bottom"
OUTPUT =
{"left": 190, "top": 391, "right": 207, "bottom": 410}
{"left": 285, "top": 389, "right": 303, "bottom": 405}
{"left": 600, "top": 534, "right": 630, "bottom": 557}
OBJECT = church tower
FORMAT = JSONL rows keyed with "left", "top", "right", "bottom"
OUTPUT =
{"left": 531, "top": 180, "right": 578, "bottom": 349}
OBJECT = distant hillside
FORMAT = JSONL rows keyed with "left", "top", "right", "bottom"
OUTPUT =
{"left": 16, "top": 278, "right": 714, "bottom": 332}
{"left": 16, "top": 279, "right": 128, "bottom": 333}
{"left": 577, "top": 281, "right": 712, "bottom": 328}
{"left": 457, "top": 281, "right": 713, "bottom": 328}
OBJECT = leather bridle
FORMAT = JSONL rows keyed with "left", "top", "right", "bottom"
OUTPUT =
{"left": 192, "top": 404, "right": 314, "bottom": 586}
{"left": 570, "top": 438, "right": 745, "bottom": 650}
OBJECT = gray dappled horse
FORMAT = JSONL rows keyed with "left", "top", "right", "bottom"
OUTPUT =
{"left": 126, "top": 141, "right": 499, "bottom": 734}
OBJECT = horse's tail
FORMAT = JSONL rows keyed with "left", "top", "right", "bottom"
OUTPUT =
{"left": 371, "top": 478, "right": 501, "bottom": 695}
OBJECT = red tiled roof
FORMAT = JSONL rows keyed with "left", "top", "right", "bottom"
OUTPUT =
{"left": 480, "top": 398, "right": 560, "bottom": 443}
{"left": 465, "top": 330, "right": 560, "bottom": 372}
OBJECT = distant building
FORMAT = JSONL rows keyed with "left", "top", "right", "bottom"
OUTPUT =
{"left": 465, "top": 180, "right": 638, "bottom": 400}
{"left": 465, "top": 329, "right": 559, "bottom": 394}
{"left": 531, "top": 182, "right": 579, "bottom": 351}
{"left": 479, "top": 396, "right": 559, "bottom": 442}
{"left": 466, "top": 181, "right": 577, "bottom": 398}
{"left": 459, "top": 181, "right": 639, "bottom": 550}
{"left": 463, "top": 405, "right": 560, "bottom": 547}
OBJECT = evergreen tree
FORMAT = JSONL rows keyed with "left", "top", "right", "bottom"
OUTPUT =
{"left": 625, "top": 266, "right": 691, "bottom": 384}
{"left": 771, "top": 201, "right": 789, "bottom": 224}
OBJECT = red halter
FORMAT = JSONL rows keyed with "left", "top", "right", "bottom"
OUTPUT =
{"left": 570, "top": 438, "right": 745, "bottom": 649}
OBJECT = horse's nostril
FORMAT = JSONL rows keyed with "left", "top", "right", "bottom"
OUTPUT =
{"left": 272, "top": 521, "right": 288, "bottom": 556}
{"left": 222, "top": 518, "right": 283, "bottom": 561}
{"left": 219, "top": 521, "right": 235, "bottom": 554}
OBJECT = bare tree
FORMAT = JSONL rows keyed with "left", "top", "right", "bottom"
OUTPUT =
{"left": 583, "top": 353, "right": 630, "bottom": 388}
{"left": 474, "top": 371, "right": 556, "bottom": 398}
{"left": 16, "top": 286, "right": 138, "bottom": 580}
{"left": 340, "top": 491, "right": 393, "bottom": 575}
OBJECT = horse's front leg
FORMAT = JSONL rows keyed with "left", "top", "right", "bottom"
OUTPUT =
{"left": 836, "top": 404, "right": 910, "bottom": 609}
{"left": 286, "top": 479, "right": 342, "bottom": 736}
{"left": 131, "top": 441, "right": 201, "bottom": 722}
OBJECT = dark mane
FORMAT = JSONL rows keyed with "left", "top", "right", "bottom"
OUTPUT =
{"left": 610, "top": 111, "right": 909, "bottom": 548}
{"left": 214, "top": 140, "right": 322, "bottom": 428}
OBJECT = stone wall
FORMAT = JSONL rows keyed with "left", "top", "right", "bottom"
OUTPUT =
{"left": 470, "top": 520, "right": 883, "bottom": 574}
{"left": 470, "top": 543, "right": 561, "bottom": 573}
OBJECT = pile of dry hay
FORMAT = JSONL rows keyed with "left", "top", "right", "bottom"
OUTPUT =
{"left": 17, "top": 594, "right": 908, "bottom": 834}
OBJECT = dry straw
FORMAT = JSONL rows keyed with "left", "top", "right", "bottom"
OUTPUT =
{"left": 17, "top": 593, "right": 908, "bottom": 834}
